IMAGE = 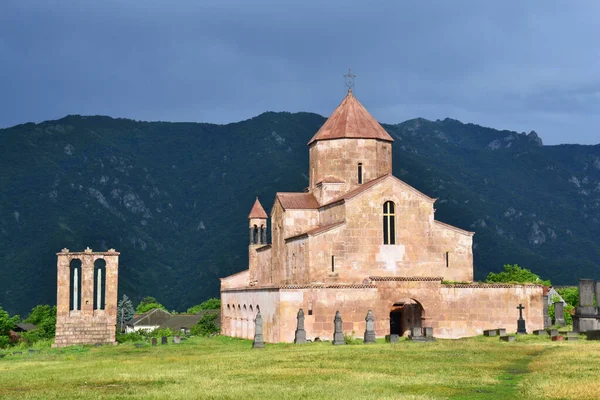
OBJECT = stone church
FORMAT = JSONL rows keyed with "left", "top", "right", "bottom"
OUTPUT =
{"left": 220, "top": 88, "right": 543, "bottom": 342}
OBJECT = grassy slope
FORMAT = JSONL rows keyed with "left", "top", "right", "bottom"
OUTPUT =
{"left": 0, "top": 336, "right": 599, "bottom": 399}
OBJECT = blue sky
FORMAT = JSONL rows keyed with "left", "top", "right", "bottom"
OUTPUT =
{"left": 1, "top": 1, "right": 600, "bottom": 144}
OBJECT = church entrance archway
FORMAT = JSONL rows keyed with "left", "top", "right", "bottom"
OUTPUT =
{"left": 390, "top": 299, "right": 424, "bottom": 336}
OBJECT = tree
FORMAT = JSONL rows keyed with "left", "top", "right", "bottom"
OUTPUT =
{"left": 23, "top": 304, "right": 56, "bottom": 340}
{"left": 556, "top": 287, "right": 579, "bottom": 307}
{"left": 186, "top": 298, "right": 221, "bottom": 314}
{"left": 136, "top": 296, "right": 167, "bottom": 314}
{"left": 485, "top": 264, "right": 551, "bottom": 286}
{"left": 190, "top": 312, "right": 220, "bottom": 336}
{"left": 0, "top": 306, "right": 19, "bottom": 348}
{"left": 117, "top": 295, "right": 135, "bottom": 332}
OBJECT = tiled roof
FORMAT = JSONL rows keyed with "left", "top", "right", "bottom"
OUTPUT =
{"left": 322, "top": 174, "right": 435, "bottom": 207}
{"left": 308, "top": 90, "right": 394, "bottom": 145}
{"left": 276, "top": 192, "right": 320, "bottom": 210}
{"left": 285, "top": 221, "right": 345, "bottom": 242}
{"left": 248, "top": 197, "right": 268, "bottom": 219}
{"left": 316, "top": 176, "right": 345, "bottom": 184}
{"left": 127, "top": 308, "right": 172, "bottom": 326}
{"left": 322, "top": 174, "right": 389, "bottom": 206}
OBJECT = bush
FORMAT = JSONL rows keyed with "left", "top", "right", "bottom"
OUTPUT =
{"left": 116, "top": 331, "right": 147, "bottom": 343}
{"left": 0, "top": 306, "right": 19, "bottom": 349}
{"left": 191, "top": 312, "right": 220, "bottom": 336}
{"left": 187, "top": 298, "right": 221, "bottom": 314}
{"left": 556, "top": 287, "right": 579, "bottom": 307}
{"left": 344, "top": 331, "right": 361, "bottom": 345}
{"left": 485, "top": 264, "right": 551, "bottom": 286}
{"left": 548, "top": 295, "right": 574, "bottom": 326}
{"left": 149, "top": 327, "right": 173, "bottom": 338}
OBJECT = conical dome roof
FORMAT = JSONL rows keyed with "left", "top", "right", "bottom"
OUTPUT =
{"left": 248, "top": 197, "right": 268, "bottom": 219}
{"left": 307, "top": 90, "right": 394, "bottom": 145}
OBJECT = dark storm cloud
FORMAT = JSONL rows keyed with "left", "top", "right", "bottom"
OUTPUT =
{"left": 1, "top": 1, "right": 599, "bottom": 144}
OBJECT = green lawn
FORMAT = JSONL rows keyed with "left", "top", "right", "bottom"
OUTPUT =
{"left": 1, "top": 335, "right": 599, "bottom": 399}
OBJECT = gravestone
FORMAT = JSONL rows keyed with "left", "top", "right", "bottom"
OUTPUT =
{"left": 95, "top": 343, "right": 102, "bottom": 347}
{"left": 533, "top": 329, "right": 548, "bottom": 336}
{"left": 483, "top": 329, "right": 497, "bottom": 337}
{"left": 543, "top": 295, "right": 551, "bottom": 328}
{"left": 363, "top": 310, "right": 376, "bottom": 344}
{"left": 410, "top": 327, "right": 422, "bottom": 337}
{"left": 573, "top": 279, "right": 599, "bottom": 332}
{"left": 173, "top": 336, "right": 180, "bottom": 344}
{"left": 423, "top": 327, "right": 434, "bottom": 338}
{"left": 161, "top": 336, "right": 168, "bottom": 345}
{"left": 551, "top": 335, "right": 563, "bottom": 341}
{"left": 135, "top": 343, "right": 144, "bottom": 348}
{"left": 151, "top": 338, "right": 157, "bottom": 346}
{"left": 564, "top": 332, "right": 579, "bottom": 341}
{"left": 516, "top": 304, "right": 527, "bottom": 334}
{"left": 500, "top": 336, "right": 515, "bottom": 342}
{"left": 13, "top": 352, "right": 22, "bottom": 355}
{"left": 546, "top": 328, "right": 559, "bottom": 337}
{"left": 388, "top": 334, "right": 399, "bottom": 343}
{"left": 29, "top": 349, "right": 38, "bottom": 353}
{"left": 294, "top": 309, "right": 307, "bottom": 344}
{"left": 496, "top": 328, "right": 507, "bottom": 336}
{"left": 0, "top": 354, "right": 4, "bottom": 358}
{"left": 584, "top": 330, "right": 600, "bottom": 340}
{"left": 554, "top": 302, "right": 565, "bottom": 327}
{"left": 332, "top": 311, "right": 345, "bottom": 345}
{"left": 252, "top": 311, "right": 265, "bottom": 348}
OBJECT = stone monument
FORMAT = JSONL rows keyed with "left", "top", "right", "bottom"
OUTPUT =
{"left": 332, "top": 311, "right": 345, "bottom": 345}
{"left": 516, "top": 304, "right": 527, "bottom": 334}
{"left": 363, "top": 310, "right": 375, "bottom": 344}
{"left": 553, "top": 301, "right": 565, "bottom": 327}
{"left": 573, "top": 278, "right": 600, "bottom": 332}
{"left": 294, "top": 309, "right": 307, "bottom": 344}
{"left": 542, "top": 295, "right": 551, "bottom": 328}
{"left": 252, "top": 311, "right": 265, "bottom": 348}
{"left": 53, "top": 248, "right": 120, "bottom": 347}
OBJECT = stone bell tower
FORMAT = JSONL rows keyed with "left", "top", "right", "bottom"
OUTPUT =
{"left": 53, "top": 247, "right": 119, "bottom": 347}
{"left": 248, "top": 197, "right": 268, "bottom": 283}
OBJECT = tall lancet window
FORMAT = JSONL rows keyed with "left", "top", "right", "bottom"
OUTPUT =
{"left": 94, "top": 259, "right": 107, "bottom": 310}
{"left": 69, "top": 259, "right": 82, "bottom": 311}
{"left": 383, "top": 201, "right": 396, "bottom": 245}
{"left": 358, "top": 163, "right": 363, "bottom": 184}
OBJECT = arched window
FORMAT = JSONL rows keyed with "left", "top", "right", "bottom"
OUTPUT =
{"left": 260, "top": 225, "right": 266, "bottom": 244}
{"left": 358, "top": 163, "right": 363, "bottom": 184}
{"left": 69, "top": 259, "right": 82, "bottom": 311}
{"left": 383, "top": 201, "right": 396, "bottom": 245}
{"left": 94, "top": 259, "right": 107, "bottom": 310}
{"left": 253, "top": 225, "right": 259, "bottom": 244}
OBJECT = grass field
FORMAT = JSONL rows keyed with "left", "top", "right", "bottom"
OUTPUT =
{"left": 1, "top": 335, "right": 599, "bottom": 399}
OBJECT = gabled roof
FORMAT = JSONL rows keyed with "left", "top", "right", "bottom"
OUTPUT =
{"left": 159, "top": 311, "right": 221, "bottom": 331}
{"left": 14, "top": 323, "right": 37, "bottom": 332}
{"left": 248, "top": 197, "right": 268, "bottom": 219}
{"left": 276, "top": 192, "right": 320, "bottom": 210}
{"left": 285, "top": 221, "right": 345, "bottom": 242}
{"left": 308, "top": 90, "right": 394, "bottom": 145}
{"left": 127, "top": 308, "right": 172, "bottom": 327}
{"left": 316, "top": 176, "right": 345, "bottom": 185}
{"left": 321, "top": 174, "right": 435, "bottom": 207}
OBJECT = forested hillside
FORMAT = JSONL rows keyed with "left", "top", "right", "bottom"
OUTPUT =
{"left": 1, "top": 113, "right": 599, "bottom": 315}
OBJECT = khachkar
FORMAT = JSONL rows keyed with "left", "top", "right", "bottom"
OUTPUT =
{"left": 53, "top": 247, "right": 120, "bottom": 347}
{"left": 573, "top": 278, "right": 600, "bottom": 333}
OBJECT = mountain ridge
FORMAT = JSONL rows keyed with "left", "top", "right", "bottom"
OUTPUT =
{"left": 1, "top": 112, "right": 599, "bottom": 316}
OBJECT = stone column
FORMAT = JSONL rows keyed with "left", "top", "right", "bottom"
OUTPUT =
{"left": 554, "top": 302, "right": 565, "bottom": 327}
{"left": 332, "top": 311, "right": 345, "bottom": 345}
{"left": 294, "top": 309, "right": 307, "bottom": 344}
{"left": 364, "top": 310, "right": 376, "bottom": 344}
{"left": 81, "top": 254, "right": 95, "bottom": 312}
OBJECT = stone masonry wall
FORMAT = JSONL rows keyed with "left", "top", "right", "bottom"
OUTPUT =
{"left": 54, "top": 248, "right": 119, "bottom": 347}
{"left": 309, "top": 138, "right": 392, "bottom": 194}
{"left": 309, "top": 177, "right": 473, "bottom": 283}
